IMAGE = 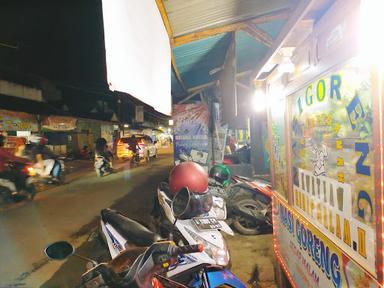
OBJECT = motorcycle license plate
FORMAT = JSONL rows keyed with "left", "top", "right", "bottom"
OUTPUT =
{"left": 193, "top": 217, "right": 222, "bottom": 230}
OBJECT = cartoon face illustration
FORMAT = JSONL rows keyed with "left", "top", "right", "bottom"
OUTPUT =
{"left": 311, "top": 144, "right": 328, "bottom": 176}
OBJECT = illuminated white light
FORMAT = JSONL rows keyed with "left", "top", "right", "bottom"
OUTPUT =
{"left": 124, "top": 124, "right": 129, "bottom": 128}
{"left": 168, "top": 119, "right": 174, "bottom": 126}
{"left": 359, "top": 0, "right": 384, "bottom": 66}
{"left": 278, "top": 56, "right": 295, "bottom": 73}
{"left": 252, "top": 90, "right": 267, "bottom": 112}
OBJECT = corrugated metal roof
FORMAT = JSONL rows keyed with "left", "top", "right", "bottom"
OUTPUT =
{"left": 171, "top": 69, "right": 186, "bottom": 96}
{"left": 173, "top": 33, "right": 231, "bottom": 88}
{"left": 236, "top": 30, "right": 268, "bottom": 72}
{"left": 236, "top": 19, "right": 286, "bottom": 72}
{"left": 164, "top": 0, "right": 294, "bottom": 37}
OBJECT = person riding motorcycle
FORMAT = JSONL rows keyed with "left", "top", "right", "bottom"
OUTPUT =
{"left": 29, "top": 135, "right": 60, "bottom": 180}
{"left": 95, "top": 137, "right": 113, "bottom": 176}
{"left": 168, "top": 161, "right": 213, "bottom": 219}
{"left": 0, "top": 134, "right": 30, "bottom": 194}
{"left": 127, "top": 135, "right": 141, "bottom": 161}
{"left": 95, "top": 138, "right": 113, "bottom": 161}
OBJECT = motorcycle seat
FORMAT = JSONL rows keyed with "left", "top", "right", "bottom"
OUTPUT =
{"left": 101, "top": 209, "right": 161, "bottom": 246}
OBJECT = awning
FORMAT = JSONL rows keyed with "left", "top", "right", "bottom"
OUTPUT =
{"left": 42, "top": 116, "right": 77, "bottom": 131}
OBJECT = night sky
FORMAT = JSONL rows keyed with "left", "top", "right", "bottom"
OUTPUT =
{"left": 0, "top": 0, "right": 108, "bottom": 90}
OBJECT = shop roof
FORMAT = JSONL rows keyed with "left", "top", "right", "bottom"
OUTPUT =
{"left": 163, "top": 0, "right": 293, "bottom": 37}
{"left": 157, "top": 0, "right": 335, "bottom": 103}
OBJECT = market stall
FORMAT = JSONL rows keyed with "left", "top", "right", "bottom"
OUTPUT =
{"left": 266, "top": 0, "right": 384, "bottom": 286}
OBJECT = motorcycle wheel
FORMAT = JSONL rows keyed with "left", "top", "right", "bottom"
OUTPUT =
{"left": 58, "top": 171, "right": 66, "bottom": 184}
{"left": 26, "top": 184, "right": 37, "bottom": 200}
{"left": 232, "top": 196, "right": 264, "bottom": 235}
{"left": 0, "top": 187, "right": 13, "bottom": 204}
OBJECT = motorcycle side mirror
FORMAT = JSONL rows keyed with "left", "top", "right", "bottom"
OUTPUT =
{"left": 44, "top": 241, "right": 74, "bottom": 260}
{"left": 171, "top": 187, "right": 191, "bottom": 219}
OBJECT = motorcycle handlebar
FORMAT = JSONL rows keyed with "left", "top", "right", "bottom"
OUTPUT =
{"left": 170, "top": 244, "right": 204, "bottom": 256}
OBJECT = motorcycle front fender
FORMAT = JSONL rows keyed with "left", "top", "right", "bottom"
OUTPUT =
{"left": 218, "top": 220, "right": 234, "bottom": 236}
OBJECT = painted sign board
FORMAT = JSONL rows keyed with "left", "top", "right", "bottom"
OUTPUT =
{"left": 42, "top": 116, "right": 77, "bottom": 131}
{"left": 270, "top": 57, "right": 381, "bottom": 287}
{"left": 0, "top": 110, "right": 38, "bottom": 131}
{"left": 273, "top": 197, "right": 379, "bottom": 288}
{"left": 288, "top": 59, "right": 376, "bottom": 276}
{"left": 173, "top": 104, "right": 209, "bottom": 167}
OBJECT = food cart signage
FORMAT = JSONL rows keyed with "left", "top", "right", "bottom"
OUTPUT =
{"left": 0, "top": 110, "right": 38, "bottom": 131}
{"left": 289, "top": 59, "right": 376, "bottom": 275}
{"left": 42, "top": 116, "right": 77, "bottom": 131}
{"left": 274, "top": 197, "right": 379, "bottom": 288}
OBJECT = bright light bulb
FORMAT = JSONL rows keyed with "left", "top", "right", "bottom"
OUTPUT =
{"left": 359, "top": 0, "right": 384, "bottom": 66}
{"left": 252, "top": 90, "right": 267, "bottom": 112}
{"left": 278, "top": 56, "right": 295, "bottom": 73}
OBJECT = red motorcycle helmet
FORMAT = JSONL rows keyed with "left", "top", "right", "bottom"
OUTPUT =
{"left": 169, "top": 162, "right": 211, "bottom": 219}
{"left": 169, "top": 161, "right": 208, "bottom": 195}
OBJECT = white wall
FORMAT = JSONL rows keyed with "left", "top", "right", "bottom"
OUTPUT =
{"left": 102, "top": 0, "right": 171, "bottom": 115}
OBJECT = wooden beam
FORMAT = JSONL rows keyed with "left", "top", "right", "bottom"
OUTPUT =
{"left": 236, "top": 81, "right": 252, "bottom": 91}
{"left": 186, "top": 71, "right": 251, "bottom": 93}
{"left": 155, "top": 0, "right": 187, "bottom": 92}
{"left": 252, "top": 0, "right": 317, "bottom": 80}
{"left": 155, "top": 0, "right": 173, "bottom": 40}
{"left": 187, "top": 81, "right": 217, "bottom": 93}
{"left": 173, "top": 22, "right": 245, "bottom": 47}
{"left": 173, "top": 9, "right": 291, "bottom": 47}
{"left": 178, "top": 88, "right": 205, "bottom": 104}
{"left": 252, "top": 9, "right": 291, "bottom": 24}
{"left": 242, "top": 23, "right": 273, "bottom": 47}
{"left": 171, "top": 54, "right": 188, "bottom": 92}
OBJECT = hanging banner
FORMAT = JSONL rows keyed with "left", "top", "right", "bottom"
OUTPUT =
{"left": 0, "top": 110, "right": 38, "bottom": 131}
{"left": 173, "top": 104, "right": 209, "bottom": 167}
{"left": 42, "top": 116, "right": 77, "bottom": 131}
{"left": 212, "top": 103, "right": 228, "bottom": 163}
{"left": 273, "top": 197, "right": 379, "bottom": 288}
{"left": 288, "top": 59, "right": 376, "bottom": 276}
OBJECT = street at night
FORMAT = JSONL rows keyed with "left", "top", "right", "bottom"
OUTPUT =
{"left": 1, "top": 0, "right": 380, "bottom": 287}
{"left": 1, "top": 151, "right": 173, "bottom": 287}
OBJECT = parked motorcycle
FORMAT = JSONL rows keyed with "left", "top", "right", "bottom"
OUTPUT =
{"left": 0, "top": 161, "right": 36, "bottom": 204}
{"left": 46, "top": 188, "right": 246, "bottom": 287}
{"left": 210, "top": 175, "right": 272, "bottom": 235}
{"left": 150, "top": 183, "right": 233, "bottom": 268}
{"left": 95, "top": 155, "right": 113, "bottom": 177}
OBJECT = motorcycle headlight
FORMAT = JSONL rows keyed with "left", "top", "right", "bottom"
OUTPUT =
{"left": 186, "top": 228, "right": 230, "bottom": 266}
{"left": 26, "top": 167, "right": 36, "bottom": 176}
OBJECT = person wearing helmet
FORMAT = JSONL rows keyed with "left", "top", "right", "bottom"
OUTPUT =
{"left": 169, "top": 161, "right": 213, "bottom": 219}
{"left": 209, "top": 164, "right": 232, "bottom": 187}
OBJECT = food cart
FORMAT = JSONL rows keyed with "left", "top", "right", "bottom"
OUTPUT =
{"left": 265, "top": 0, "right": 384, "bottom": 287}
